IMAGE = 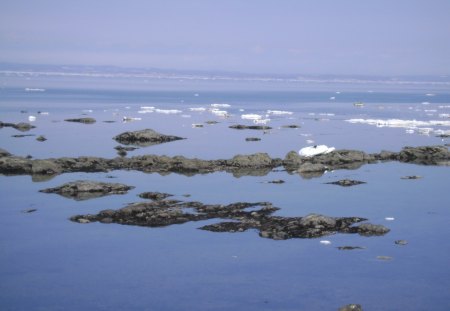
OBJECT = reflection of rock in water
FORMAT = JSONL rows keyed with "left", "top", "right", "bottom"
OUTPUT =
{"left": 70, "top": 199, "right": 390, "bottom": 240}
{"left": 114, "top": 129, "right": 185, "bottom": 147}
{"left": 40, "top": 180, "right": 134, "bottom": 201}
{"left": 1, "top": 146, "right": 449, "bottom": 179}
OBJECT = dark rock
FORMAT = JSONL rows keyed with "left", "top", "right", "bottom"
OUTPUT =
{"left": 1, "top": 121, "right": 35, "bottom": 132}
{"left": 22, "top": 208, "right": 37, "bottom": 213}
{"left": 205, "top": 121, "right": 219, "bottom": 125}
{"left": 70, "top": 198, "right": 384, "bottom": 241}
{"left": 103, "top": 120, "right": 116, "bottom": 123}
{"left": 268, "top": 179, "right": 285, "bottom": 184}
{"left": 64, "top": 118, "right": 96, "bottom": 124}
{"left": 400, "top": 175, "right": 422, "bottom": 180}
{"left": 337, "top": 246, "right": 365, "bottom": 250}
{"left": 281, "top": 124, "right": 301, "bottom": 128}
{"left": 0, "top": 148, "right": 11, "bottom": 157}
{"left": 357, "top": 223, "right": 390, "bottom": 236}
{"left": 12, "top": 134, "right": 35, "bottom": 138}
{"left": 395, "top": 240, "right": 408, "bottom": 245}
{"left": 40, "top": 180, "right": 134, "bottom": 201}
{"left": 326, "top": 179, "right": 366, "bottom": 187}
{"left": 229, "top": 124, "right": 272, "bottom": 130}
{"left": 139, "top": 192, "right": 173, "bottom": 201}
{"left": 398, "top": 146, "right": 450, "bottom": 165}
{"left": 36, "top": 135, "right": 47, "bottom": 142}
{"left": 114, "top": 129, "right": 185, "bottom": 147}
{"left": 245, "top": 137, "right": 261, "bottom": 142}
{"left": 114, "top": 146, "right": 138, "bottom": 152}
{"left": 31, "top": 160, "right": 62, "bottom": 175}
{"left": 339, "top": 304, "right": 363, "bottom": 311}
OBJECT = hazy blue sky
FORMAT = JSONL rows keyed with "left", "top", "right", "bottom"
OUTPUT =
{"left": 1, "top": 0, "right": 449, "bottom": 75}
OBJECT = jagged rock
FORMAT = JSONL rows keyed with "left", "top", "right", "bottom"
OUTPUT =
{"left": 229, "top": 124, "right": 272, "bottom": 130}
{"left": 31, "top": 160, "right": 62, "bottom": 175}
{"left": 70, "top": 199, "right": 383, "bottom": 241}
{"left": 64, "top": 118, "right": 96, "bottom": 124}
{"left": 36, "top": 135, "right": 47, "bottom": 142}
{"left": 114, "top": 129, "right": 185, "bottom": 147}
{"left": 326, "top": 179, "right": 366, "bottom": 187}
{"left": 357, "top": 223, "right": 390, "bottom": 236}
{"left": 139, "top": 192, "right": 173, "bottom": 201}
{"left": 40, "top": 180, "right": 134, "bottom": 201}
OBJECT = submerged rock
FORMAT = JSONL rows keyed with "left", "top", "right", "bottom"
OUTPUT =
{"left": 36, "top": 135, "right": 47, "bottom": 142}
{"left": 339, "top": 304, "right": 363, "bottom": 311}
{"left": 64, "top": 117, "right": 96, "bottom": 124}
{"left": 326, "top": 179, "right": 366, "bottom": 187}
{"left": 139, "top": 192, "right": 173, "bottom": 201}
{"left": 400, "top": 175, "right": 422, "bottom": 180}
{"left": 281, "top": 124, "right": 301, "bottom": 129}
{"left": 70, "top": 198, "right": 389, "bottom": 240}
{"left": 0, "top": 121, "right": 36, "bottom": 132}
{"left": 40, "top": 180, "right": 134, "bottom": 201}
{"left": 245, "top": 137, "right": 261, "bottom": 142}
{"left": 229, "top": 124, "right": 272, "bottom": 130}
{"left": 114, "top": 129, "right": 185, "bottom": 146}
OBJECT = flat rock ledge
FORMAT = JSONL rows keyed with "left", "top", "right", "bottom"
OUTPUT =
{"left": 1, "top": 145, "right": 449, "bottom": 179}
{"left": 40, "top": 180, "right": 134, "bottom": 201}
{"left": 0, "top": 121, "right": 36, "bottom": 132}
{"left": 114, "top": 129, "right": 185, "bottom": 146}
{"left": 64, "top": 118, "right": 96, "bottom": 124}
{"left": 70, "top": 199, "right": 389, "bottom": 240}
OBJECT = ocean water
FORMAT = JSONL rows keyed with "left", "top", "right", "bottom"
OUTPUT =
{"left": 1, "top": 73, "right": 450, "bottom": 311}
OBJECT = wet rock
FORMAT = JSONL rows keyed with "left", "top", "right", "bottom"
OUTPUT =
{"left": 31, "top": 159, "right": 62, "bottom": 175}
{"left": 339, "top": 304, "right": 363, "bottom": 311}
{"left": 22, "top": 208, "right": 37, "bottom": 213}
{"left": 281, "top": 124, "right": 301, "bottom": 128}
{"left": 395, "top": 240, "right": 408, "bottom": 245}
{"left": 245, "top": 137, "right": 261, "bottom": 142}
{"left": 398, "top": 146, "right": 450, "bottom": 165}
{"left": 268, "top": 179, "right": 285, "bottom": 184}
{"left": 103, "top": 120, "right": 116, "bottom": 123}
{"left": 114, "top": 129, "right": 185, "bottom": 147}
{"left": 337, "top": 246, "right": 365, "bottom": 250}
{"left": 229, "top": 124, "right": 272, "bottom": 130}
{"left": 0, "top": 121, "right": 36, "bottom": 132}
{"left": 12, "top": 134, "right": 35, "bottom": 138}
{"left": 357, "top": 223, "right": 390, "bottom": 236}
{"left": 401, "top": 175, "right": 422, "bottom": 180}
{"left": 70, "top": 198, "right": 383, "bottom": 241}
{"left": 40, "top": 180, "right": 134, "bottom": 201}
{"left": 205, "top": 120, "right": 219, "bottom": 125}
{"left": 36, "top": 135, "right": 47, "bottom": 142}
{"left": 64, "top": 117, "right": 96, "bottom": 124}
{"left": 326, "top": 179, "right": 366, "bottom": 187}
{"left": 139, "top": 192, "right": 173, "bottom": 201}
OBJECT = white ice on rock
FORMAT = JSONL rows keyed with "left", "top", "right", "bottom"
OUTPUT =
{"left": 299, "top": 145, "right": 336, "bottom": 157}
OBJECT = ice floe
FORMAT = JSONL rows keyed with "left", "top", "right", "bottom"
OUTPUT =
{"left": 28, "top": 115, "right": 36, "bottom": 122}
{"left": 25, "top": 88, "right": 45, "bottom": 92}
{"left": 122, "top": 116, "right": 141, "bottom": 122}
{"left": 210, "top": 109, "right": 229, "bottom": 117}
{"left": 241, "top": 114, "right": 262, "bottom": 120}
{"left": 189, "top": 107, "right": 206, "bottom": 112}
{"left": 155, "top": 109, "right": 182, "bottom": 114}
{"left": 346, "top": 118, "right": 450, "bottom": 128}
{"left": 253, "top": 118, "right": 270, "bottom": 125}
{"left": 267, "top": 110, "right": 293, "bottom": 115}
{"left": 299, "top": 145, "right": 335, "bottom": 157}
{"left": 211, "top": 103, "right": 231, "bottom": 108}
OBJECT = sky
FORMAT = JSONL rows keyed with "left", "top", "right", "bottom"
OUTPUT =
{"left": 1, "top": 0, "right": 450, "bottom": 75}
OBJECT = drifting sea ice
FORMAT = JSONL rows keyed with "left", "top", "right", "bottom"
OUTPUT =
{"left": 211, "top": 103, "right": 231, "bottom": 108}
{"left": 267, "top": 110, "right": 293, "bottom": 115}
{"left": 155, "top": 109, "right": 182, "bottom": 114}
{"left": 189, "top": 107, "right": 207, "bottom": 112}
{"left": 299, "top": 145, "right": 335, "bottom": 157}
{"left": 241, "top": 114, "right": 262, "bottom": 120}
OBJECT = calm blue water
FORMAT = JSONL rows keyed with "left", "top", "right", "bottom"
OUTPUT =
{"left": 1, "top": 75, "right": 449, "bottom": 310}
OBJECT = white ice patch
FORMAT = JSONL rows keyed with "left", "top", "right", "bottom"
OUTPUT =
{"left": 299, "top": 145, "right": 335, "bottom": 157}
{"left": 28, "top": 115, "right": 36, "bottom": 122}
{"left": 253, "top": 118, "right": 270, "bottom": 125}
{"left": 346, "top": 118, "right": 450, "bottom": 128}
{"left": 189, "top": 107, "right": 206, "bottom": 112}
{"left": 267, "top": 110, "right": 293, "bottom": 115}
{"left": 122, "top": 116, "right": 141, "bottom": 122}
{"left": 155, "top": 109, "right": 182, "bottom": 114}
{"left": 320, "top": 240, "right": 332, "bottom": 245}
{"left": 211, "top": 103, "right": 231, "bottom": 108}
{"left": 241, "top": 114, "right": 262, "bottom": 120}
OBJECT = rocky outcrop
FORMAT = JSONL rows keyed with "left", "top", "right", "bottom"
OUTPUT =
{"left": 0, "top": 145, "right": 449, "bottom": 179}
{"left": 70, "top": 200, "right": 389, "bottom": 240}
{"left": 40, "top": 180, "right": 134, "bottom": 200}
{"left": 229, "top": 124, "right": 272, "bottom": 130}
{"left": 0, "top": 121, "right": 36, "bottom": 132}
{"left": 139, "top": 192, "right": 173, "bottom": 201}
{"left": 113, "top": 129, "right": 185, "bottom": 147}
{"left": 326, "top": 179, "right": 366, "bottom": 187}
{"left": 64, "top": 118, "right": 96, "bottom": 124}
